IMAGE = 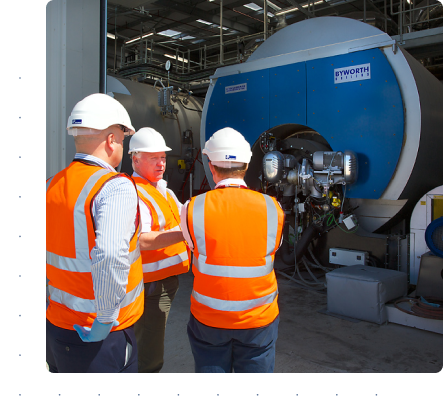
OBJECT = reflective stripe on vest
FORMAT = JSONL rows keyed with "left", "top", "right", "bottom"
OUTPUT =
{"left": 46, "top": 168, "right": 134, "bottom": 266}
{"left": 135, "top": 180, "right": 189, "bottom": 283}
{"left": 191, "top": 288, "right": 278, "bottom": 312}
{"left": 47, "top": 243, "right": 140, "bottom": 273}
{"left": 46, "top": 162, "right": 144, "bottom": 331}
{"left": 194, "top": 254, "right": 273, "bottom": 278}
{"left": 136, "top": 185, "right": 166, "bottom": 230}
{"left": 142, "top": 250, "right": 188, "bottom": 274}
{"left": 191, "top": 194, "right": 207, "bottom": 255}
{"left": 49, "top": 278, "right": 144, "bottom": 314}
{"left": 188, "top": 187, "right": 284, "bottom": 329}
{"left": 74, "top": 169, "right": 110, "bottom": 259}
{"left": 192, "top": 193, "right": 280, "bottom": 278}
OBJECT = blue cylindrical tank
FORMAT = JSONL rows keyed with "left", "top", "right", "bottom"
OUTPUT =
{"left": 201, "top": 16, "right": 443, "bottom": 232}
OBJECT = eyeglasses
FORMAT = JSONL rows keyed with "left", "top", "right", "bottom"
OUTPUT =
{"left": 118, "top": 125, "right": 131, "bottom": 137}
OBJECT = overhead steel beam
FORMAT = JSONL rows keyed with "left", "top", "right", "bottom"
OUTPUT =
{"left": 151, "top": 0, "right": 256, "bottom": 34}
{"left": 285, "top": 0, "right": 315, "bottom": 18}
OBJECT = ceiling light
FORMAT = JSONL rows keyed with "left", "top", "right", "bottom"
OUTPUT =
{"left": 107, "top": 33, "right": 116, "bottom": 39}
{"left": 164, "top": 54, "right": 189, "bottom": 63}
{"left": 158, "top": 29, "right": 182, "bottom": 37}
{"left": 244, "top": 1, "right": 281, "bottom": 12}
{"left": 125, "top": 32, "right": 153, "bottom": 44}
{"left": 196, "top": 19, "right": 228, "bottom": 30}
{"left": 275, "top": 6, "right": 298, "bottom": 15}
{"left": 214, "top": 24, "right": 229, "bottom": 30}
{"left": 300, "top": 0, "right": 323, "bottom": 7}
{"left": 244, "top": 3, "right": 262, "bottom": 11}
{"left": 196, "top": 19, "right": 212, "bottom": 25}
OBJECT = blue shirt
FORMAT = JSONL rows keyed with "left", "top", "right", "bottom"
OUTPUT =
{"left": 75, "top": 153, "right": 139, "bottom": 323}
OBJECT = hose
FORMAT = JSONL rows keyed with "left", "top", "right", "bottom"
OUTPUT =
{"left": 280, "top": 222, "right": 322, "bottom": 265}
{"left": 307, "top": 246, "right": 334, "bottom": 272}
{"left": 178, "top": 98, "right": 203, "bottom": 112}
{"left": 276, "top": 269, "right": 326, "bottom": 291}
{"left": 394, "top": 297, "right": 443, "bottom": 320}
{"left": 281, "top": 222, "right": 296, "bottom": 265}
{"left": 302, "top": 257, "right": 320, "bottom": 283}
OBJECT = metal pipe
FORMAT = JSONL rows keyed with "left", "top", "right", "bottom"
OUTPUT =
{"left": 99, "top": 0, "right": 107, "bottom": 93}
{"left": 176, "top": 48, "right": 178, "bottom": 73}
{"left": 190, "top": 173, "right": 193, "bottom": 198}
{"left": 114, "top": 6, "right": 117, "bottom": 73}
{"left": 120, "top": 44, "right": 125, "bottom": 68}
{"left": 220, "top": 0, "right": 224, "bottom": 65}
{"left": 139, "top": 25, "right": 143, "bottom": 63}
{"left": 199, "top": 47, "right": 202, "bottom": 70}
{"left": 264, "top": 0, "right": 268, "bottom": 40}
{"left": 397, "top": 235, "right": 401, "bottom": 272}
{"left": 400, "top": 0, "right": 403, "bottom": 39}
{"left": 390, "top": 0, "right": 436, "bottom": 16}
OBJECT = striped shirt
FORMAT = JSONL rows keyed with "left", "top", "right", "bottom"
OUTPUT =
{"left": 75, "top": 153, "right": 138, "bottom": 323}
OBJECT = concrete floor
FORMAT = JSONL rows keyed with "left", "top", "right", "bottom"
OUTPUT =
{"left": 162, "top": 264, "right": 443, "bottom": 373}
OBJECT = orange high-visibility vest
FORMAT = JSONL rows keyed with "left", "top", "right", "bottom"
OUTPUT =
{"left": 46, "top": 160, "right": 144, "bottom": 331}
{"left": 135, "top": 178, "right": 189, "bottom": 283}
{"left": 187, "top": 186, "right": 284, "bottom": 329}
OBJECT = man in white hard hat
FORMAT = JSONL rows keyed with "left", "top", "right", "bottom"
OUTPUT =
{"left": 181, "top": 127, "right": 285, "bottom": 373}
{"left": 46, "top": 93, "right": 144, "bottom": 373}
{"left": 129, "top": 127, "right": 189, "bottom": 373}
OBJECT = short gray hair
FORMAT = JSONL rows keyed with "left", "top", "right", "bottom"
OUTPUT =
{"left": 131, "top": 151, "right": 142, "bottom": 172}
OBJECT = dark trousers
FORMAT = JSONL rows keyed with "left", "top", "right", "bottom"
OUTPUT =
{"left": 187, "top": 313, "right": 279, "bottom": 373}
{"left": 46, "top": 319, "right": 138, "bottom": 373}
{"left": 134, "top": 275, "right": 179, "bottom": 373}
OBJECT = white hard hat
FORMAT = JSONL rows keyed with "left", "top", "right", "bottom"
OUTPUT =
{"left": 128, "top": 127, "right": 172, "bottom": 154}
{"left": 203, "top": 127, "right": 252, "bottom": 165}
{"left": 67, "top": 93, "right": 135, "bottom": 135}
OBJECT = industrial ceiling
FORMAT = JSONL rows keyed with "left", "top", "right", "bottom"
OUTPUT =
{"left": 106, "top": 0, "right": 443, "bottom": 95}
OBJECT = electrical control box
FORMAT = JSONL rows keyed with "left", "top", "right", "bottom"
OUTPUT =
{"left": 343, "top": 214, "right": 358, "bottom": 230}
{"left": 329, "top": 248, "right": 368, "bottom": 266}
{"left": 158, "top": 86, "right": 174, "bottom": 115}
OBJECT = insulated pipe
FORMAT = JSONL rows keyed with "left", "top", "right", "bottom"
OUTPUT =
{"left": 281, "top": 222, "right": 322, "bottom": 265}
{"left": 99, "top": 0, "right": 107, "bottom": 93}
{"left": 281, "top": 223, "right": 294, "bottom": 265}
